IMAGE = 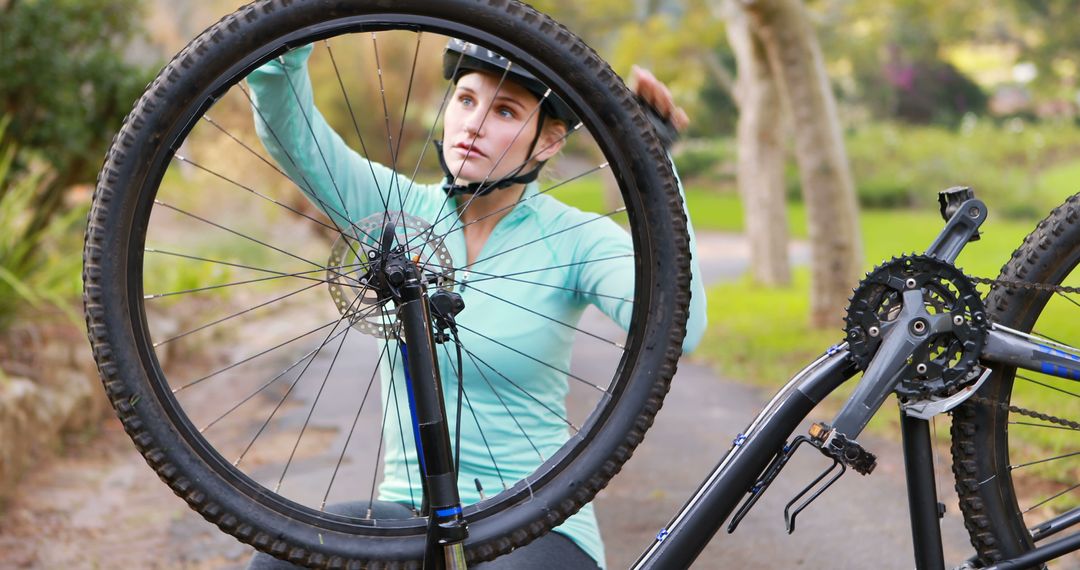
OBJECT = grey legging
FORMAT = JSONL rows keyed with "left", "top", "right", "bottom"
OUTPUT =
{"left": 246, "top": 501, "right": 600, "bottom": 570}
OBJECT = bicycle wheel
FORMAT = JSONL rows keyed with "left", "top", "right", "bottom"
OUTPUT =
{"left": 952, "top": 194, "right": 1080, "bottom": 567}
{"left": 82, "top": 0, "right": 691, "bottom": 567}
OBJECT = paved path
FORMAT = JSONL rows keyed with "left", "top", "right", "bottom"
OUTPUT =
{"left": 0, "top": 232, "right": 983, "bottom": 569}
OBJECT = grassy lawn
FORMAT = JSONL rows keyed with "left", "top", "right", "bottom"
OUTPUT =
{"left": 1039, "top": 159, "right": 1080, "bottom": 199}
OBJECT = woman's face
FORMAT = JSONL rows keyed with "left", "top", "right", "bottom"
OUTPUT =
{"left": 442, "top": 71, "right": 564, "bottom": 185}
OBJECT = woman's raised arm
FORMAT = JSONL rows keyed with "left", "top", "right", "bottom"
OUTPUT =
{"left": 247, "top": 44, "right": 416, "bottom": 230}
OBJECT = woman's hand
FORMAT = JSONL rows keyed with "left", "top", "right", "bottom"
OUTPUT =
{"left": 629, "top": 65, "right": 690, "bottom": 132}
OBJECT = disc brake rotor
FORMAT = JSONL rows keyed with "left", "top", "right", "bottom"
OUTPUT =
{"left": 326, "top": 211, "right": 455, "bottom": 338}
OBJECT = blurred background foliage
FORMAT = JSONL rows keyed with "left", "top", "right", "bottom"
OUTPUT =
{"left": 0, "top": 0, "right": 154, "bottom": 328}
{"left": 0, "top": 0, "right": 1073, "bottom": 533}
{"left": 0, "top": 0, "right": 1077, "bottom": 361}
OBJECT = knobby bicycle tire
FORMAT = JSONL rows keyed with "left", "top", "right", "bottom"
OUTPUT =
{"left": 82, "top": 0, "right": 692, "bottom": 567}
{"left": 952, "top": 193, "right": 1080, "bottom": 567}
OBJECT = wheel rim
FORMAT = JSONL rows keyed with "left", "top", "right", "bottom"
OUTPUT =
{"left": 115, "top": 11, "right": 679, "bottom": 558}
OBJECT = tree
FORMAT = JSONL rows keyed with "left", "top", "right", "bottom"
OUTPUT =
{"left": 743, "top": 0, "right": 863, "bottom": 328}
{"left": 722, "top": 0, "right": 791, "bottom": 286}
{"left": 0, "top": 0, "right": 153, "bottom": 271}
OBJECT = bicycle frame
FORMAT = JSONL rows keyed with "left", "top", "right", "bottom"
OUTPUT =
{"left": 393, "top": 182, "right": 1079, "bottom": 569}
{"left": 632, "top": 194, "right": 1080, "bottom": 569}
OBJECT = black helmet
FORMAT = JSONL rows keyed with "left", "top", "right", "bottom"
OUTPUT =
{"left": 442, "top": 38, "right": 578, "bottom": 126}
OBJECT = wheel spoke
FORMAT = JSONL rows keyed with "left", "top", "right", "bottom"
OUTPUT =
{"left": 153, "top": 200, "right": 336, "bottom": 275}
{"left": 144, "top": 267, "right": 338, "bottom": 300}
{"left": 455, "top": 339, "right": 545, "bottom": 462}
{"left": 277, "top": 62, "right": 352, "bottom": 222}
{"left": 368, "top": 343, "right": 408, "bottom": 517}
{"left": 237, "top": 83, "right": 378, "bottom": 246}
{"left": 1010, "top": 449, "right": 1080, "bottom": 471}
{"left": 454, "top": 321, "right": 606, "bottom": 393}
{"left": 173, "top": 153, "right": 341, "bottom": 235}
{"left": 1023, "top": 482, "right": 1080, "bottom": 514}
{"left": 234, "top": 286, "right": 369, "bottom": 468}
{"left": 153, "top": 280, "right": 324, "bottom": 348}
{"left": 173, "top": 299, "right": 388, "bottom": 393}
{"left": 439, "top": 342, "right": 508, "bottom": 491}
{"left": 323, "top": 39, "right": 391, "bottom": 213}
{"left": 1017, "top": 373, "right": 1080, "bottom": 400}
{"left": 1009, "top": 420, "right": 1080, "bottom": 432}
{"left": 322, "top": 339, "right": 392, "bottom": 512}
{"left": 198, "top": 324, "right": 352, "bottom": 434}
{"left": 1054, "top": 290, "right": 1080, "bottom": 312}
{"left": 276, "top": 61, "right": 379, "bottom": 268}
{"left": 379, "top": 305, "right": 419, "bottom": 513}
{"left": 416, "top": 260, "right": 634, "bottom": 303}
{"left": 452, "top": 340, "right": 579, "bottom": 432}
{"left": 456, "top": 207, "right": 628, "bottom": 273}
{"left": 461, "top": 280, "right": 627, "bottom": 349}
{"left": 276, "top": 305, "right": 357, "bottom": 493}
{"left": 396, "top": 48, "right": 465, "bottom": 218}
{"left": 370, "top": 32, "right": 404, "bottom": 203}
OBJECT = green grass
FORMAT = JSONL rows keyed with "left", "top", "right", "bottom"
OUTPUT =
{"left": 1039, "top": 159, "right": 1080, "bottom": 200}
{"left": 546, "top": 178, "right": 790, "bottom": 235}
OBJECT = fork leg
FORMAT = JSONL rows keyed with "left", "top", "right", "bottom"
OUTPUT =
{"left": 900, "top": 412, "right": 946, "bottom": 570}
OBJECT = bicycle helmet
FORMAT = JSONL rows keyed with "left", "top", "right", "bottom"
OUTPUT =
{"left": 442, "top": 38, "right": 578, "bottom": 126}
{"left": 437, "top": 39, "right": 578, "bottom": 197}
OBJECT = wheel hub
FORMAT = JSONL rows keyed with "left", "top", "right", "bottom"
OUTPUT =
{"left": 326, "top": 211, "right": 455, "bottom": 338}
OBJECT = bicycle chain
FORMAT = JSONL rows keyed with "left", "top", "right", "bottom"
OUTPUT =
{"left": 956, "top": 272, "right": 1079, "bottom": 430}
{"left": 964, "top": 273, "right": 1080, "bottom": 295}
{"left": 967, "top": 394, "right": 1080, "bottom": 431}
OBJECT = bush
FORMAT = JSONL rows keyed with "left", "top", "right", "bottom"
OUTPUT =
{"left": 0, "top": 120, "right": 84, "bottom": 330}
{"left": 845, "top": 120, "right": 1080, "bottom": 217}
{"left": 672, "top": 139, "right": 735, "bottom": 183}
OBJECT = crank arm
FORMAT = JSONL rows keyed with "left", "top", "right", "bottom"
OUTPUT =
{"left": 833, "top": 287, "right": 929, "bottom": 438}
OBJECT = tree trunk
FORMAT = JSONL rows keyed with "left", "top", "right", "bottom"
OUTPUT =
{"left": 744, "top": 0, "right": 862, "bottom": 328}
{"left": 723, "top": 0, "right": 790, "bottom": 286}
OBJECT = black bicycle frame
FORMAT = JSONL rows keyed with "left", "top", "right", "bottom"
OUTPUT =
{"left": 632, "top": 194, "right": 1080, "bottom": 569}
{"left": 629, "top": 329, "right": 1080, "bottom": 569}
{"left": 399, "top": 190, "right": 1079, "bottom": 569}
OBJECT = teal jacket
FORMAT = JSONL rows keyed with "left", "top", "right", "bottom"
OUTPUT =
{"left": 248, "top": 45, "right": 706, "bottom": 568}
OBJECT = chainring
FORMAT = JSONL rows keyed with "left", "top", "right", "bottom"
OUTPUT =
{"left": 844, "top": 254, "right": 989, "bottom": 399}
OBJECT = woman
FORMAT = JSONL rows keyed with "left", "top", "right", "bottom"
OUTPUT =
{"left": 246, "top": 39, "right": 706, "bottom": 569}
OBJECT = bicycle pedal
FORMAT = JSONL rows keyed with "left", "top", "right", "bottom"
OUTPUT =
{"left": 809, "top": 422, "right": 877, "bottom": 475}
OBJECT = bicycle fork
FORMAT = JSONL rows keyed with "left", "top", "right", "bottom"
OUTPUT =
{"left": 381, "top": 224, "right": 468, "bottom": 570}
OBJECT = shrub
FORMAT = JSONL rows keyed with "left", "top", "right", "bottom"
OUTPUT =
{"left": 0, "top": 119, "right": 84, "bottom": 330}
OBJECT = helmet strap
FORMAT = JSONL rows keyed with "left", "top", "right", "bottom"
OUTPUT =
{"left": 436, "top": 107, "right": 549, "bottom": 198}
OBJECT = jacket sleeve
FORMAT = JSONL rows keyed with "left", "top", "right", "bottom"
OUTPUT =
{"left": 246, "top": 44, "right": 420, "bottom": 230}
{"left": 573, "top": 161, "right": 707, "bottom": 354}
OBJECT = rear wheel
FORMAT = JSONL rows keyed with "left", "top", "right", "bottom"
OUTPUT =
{"left": 82, "top": 1, "right": 691, "bottom": 567}
{"left": 951, "top": 194, "right": 1080, "bottom": 567}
